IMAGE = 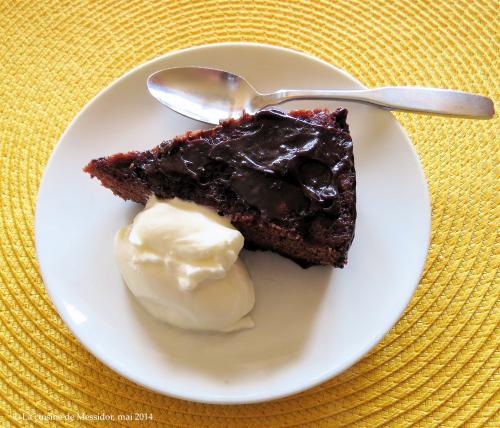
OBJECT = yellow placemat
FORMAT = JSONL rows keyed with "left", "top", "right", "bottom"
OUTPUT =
{"left": 1, "top": 0, "right": 498, "bottom": 426}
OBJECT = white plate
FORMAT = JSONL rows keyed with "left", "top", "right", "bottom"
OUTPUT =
{"left": 36, "top": 43, "right": 431, "bottom": 404}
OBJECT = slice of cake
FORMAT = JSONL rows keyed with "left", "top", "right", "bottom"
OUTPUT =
{"left": 84, "top": 108, "right": 356, "bottom": 267}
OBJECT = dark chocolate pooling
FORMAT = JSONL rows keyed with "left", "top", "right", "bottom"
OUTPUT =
{"left": 146, "top": 109, "right": 353, "bottom": 221}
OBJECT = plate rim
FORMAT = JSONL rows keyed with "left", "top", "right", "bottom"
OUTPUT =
{"left": 35, "top": 42, "right": 431, "bottom": 404}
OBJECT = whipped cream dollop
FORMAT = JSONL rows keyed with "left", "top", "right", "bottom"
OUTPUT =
{"left": 114, "top": 196, "right": 255, "bottom": 332}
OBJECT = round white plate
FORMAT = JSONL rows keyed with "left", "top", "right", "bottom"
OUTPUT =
{"left": 36, "top": 43, "right": 430, "bottom": 404}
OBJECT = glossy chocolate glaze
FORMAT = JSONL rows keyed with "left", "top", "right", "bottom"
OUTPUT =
{"left": 144, "top": 108, "right": 353, "bottom": 222}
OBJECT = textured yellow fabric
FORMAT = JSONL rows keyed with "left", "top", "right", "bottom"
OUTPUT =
{"left": 0, "top": 0, "right": 498, "bottom": 426}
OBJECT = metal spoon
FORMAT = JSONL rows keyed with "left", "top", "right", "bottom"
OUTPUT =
{"left": 147, "top": 67, "right": 495, "bottom": 124}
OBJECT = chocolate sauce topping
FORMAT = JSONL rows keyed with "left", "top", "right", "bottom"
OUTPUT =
{"left": 148, "top": 109, "right": 353, "bottom": 221}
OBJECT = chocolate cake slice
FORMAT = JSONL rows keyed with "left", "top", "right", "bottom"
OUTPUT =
{"left": 84, "top": 108, "right": 356, "bottom": 267}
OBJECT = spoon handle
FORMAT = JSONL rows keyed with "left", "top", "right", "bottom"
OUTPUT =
{"left": 264, "top": 87, "right": 495, "bottom": 118}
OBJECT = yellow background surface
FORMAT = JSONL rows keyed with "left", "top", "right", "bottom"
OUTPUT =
{"left": 0, "top": 0, "right": 498, "bottom": 426}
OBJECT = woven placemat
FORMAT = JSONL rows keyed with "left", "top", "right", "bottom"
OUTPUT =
{"left": 1, "top": 0, "right": 498, "bottom": 426}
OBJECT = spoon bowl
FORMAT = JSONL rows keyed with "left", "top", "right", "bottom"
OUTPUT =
{"left": 147, "top": 67, "right": 264, "bottom": 124}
